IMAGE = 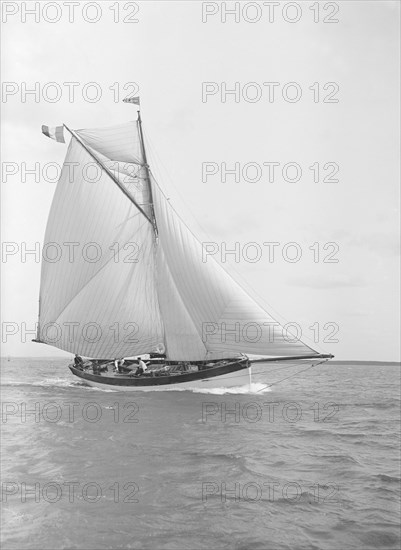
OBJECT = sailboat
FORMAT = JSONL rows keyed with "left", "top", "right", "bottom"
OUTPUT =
{"left": 35, "top": 100, "right": 333, "bottom": 391}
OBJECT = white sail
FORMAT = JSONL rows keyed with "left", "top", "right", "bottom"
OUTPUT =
{"left": 152, "top": 177, "right": 318, "bottom": 360}
{"left": 38, "top": 134, "right": 163, "bottom": 357}
{"left": 75, "top": 122, "right": 153, "bottom": 221}
{"left": 76, "top": 122, "right": 142, "bottom": 164}
{"left": 37, "top": 119, "right": 319, "bottom": 361}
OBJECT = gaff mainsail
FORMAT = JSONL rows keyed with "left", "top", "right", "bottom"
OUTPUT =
{"left": 37, "top": 117, "right": 320, "bottom": 362}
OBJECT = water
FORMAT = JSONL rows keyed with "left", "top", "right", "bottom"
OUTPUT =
{"left": 1, "top": 358, "right": 400, "bottom": 549}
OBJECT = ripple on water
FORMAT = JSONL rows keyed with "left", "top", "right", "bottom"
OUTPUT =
{"left": 1, "top": 360, "right": 400, "bottom": 550}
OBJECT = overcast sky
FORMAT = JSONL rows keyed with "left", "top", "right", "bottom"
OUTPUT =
{"left": 1, "top": 0, "right": 400, "bottom": 361}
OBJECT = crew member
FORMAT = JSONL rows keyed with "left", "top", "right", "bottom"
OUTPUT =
{"left": 135, "top": 357, "right": 148, "bottom": 376}
{"left": 74, "top": 354, "right": 83, "bottom": 368}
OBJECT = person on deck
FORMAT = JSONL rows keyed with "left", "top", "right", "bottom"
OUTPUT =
{"left": 74, "top": 355, "right": 83, "bottom": 368}
{"left": 134, "top": 357, "right": 148, "bottom": 376}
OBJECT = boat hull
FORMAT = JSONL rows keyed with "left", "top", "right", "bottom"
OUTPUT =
{"left": 69, "top": 359, "right": 252, "bottom": 392}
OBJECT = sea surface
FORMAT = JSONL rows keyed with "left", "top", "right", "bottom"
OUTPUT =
{"left": 1, "top": 358, "right": 400, "bottom": 550}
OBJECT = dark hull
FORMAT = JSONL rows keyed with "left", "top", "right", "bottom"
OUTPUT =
{"left": 69, "top": 358, "right": 250, "bottom": 388}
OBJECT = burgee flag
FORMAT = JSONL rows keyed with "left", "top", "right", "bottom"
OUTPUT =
{"left": 42, "top": 125, "right": 65, "bottom": 143}
{"left": 123, "top": 96, "right": 140, "bottom": 105}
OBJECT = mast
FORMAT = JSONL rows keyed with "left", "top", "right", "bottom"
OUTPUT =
{"left": 63, "top": 124, "right": 154, "bottom": 227}
{"left": 137, "top": 111, "right": 158, "bottom": 237}
{"left": 34, "top": 296, "right": 41, "bottom": 342}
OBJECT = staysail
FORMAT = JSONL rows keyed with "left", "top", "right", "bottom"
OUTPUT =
{"left": 37, "top": 118, "right": 319, "bottom": 361}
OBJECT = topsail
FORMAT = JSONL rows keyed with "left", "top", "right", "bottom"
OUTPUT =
{"left": 37, "top": 119, "right": 319, "bottom": 361}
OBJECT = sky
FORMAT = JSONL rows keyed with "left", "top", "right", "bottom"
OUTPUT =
{"left": 1, "top": 0, "right": 400, "bottom": 361}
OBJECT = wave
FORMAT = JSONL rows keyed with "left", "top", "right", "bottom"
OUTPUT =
{"left": 2, "top": 379, "right": 271, "bottom": 395}
{"left": 185, "top": 450, "right": 244, "bottom": 461}
{"left": 319, "top": 454, "right": 360, "bottom": 464}
{"left": 0, "top": 378, "right": 118, "bottom": 392}
{"left": 346, "top": 400, "right": 400, "bottom": 410}
{"left": 374, "top": 474, "right": 400, "bottom": 483}
{"left": 189, "top": 383, "right": 272, "bottom": 395}
{"left": 1, "top": 377, "right": 77, "bottom": 388}
{"left": 297, "top": 428, "right": 334, "bottom": 437}
{"left": 275, "top": 490, "right": 326, "bottom": 505}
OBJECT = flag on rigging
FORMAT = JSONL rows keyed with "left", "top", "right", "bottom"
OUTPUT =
{"left": 123, "top": 96, "right": 140, "bottom": 105}
{"left": 42, "top": 125, "right": 65, "bottom": 143}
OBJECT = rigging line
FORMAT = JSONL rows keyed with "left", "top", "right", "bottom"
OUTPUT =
{"left": 143, "top": 129, "right": 321, "bottom": 354}
{"left": 255, "top": 359, "right": 328, "bottom": 393}
{"left": 115, "top": 210, "right": 142, "bottom": 229}
{"left": 254, "top": 361, "right": 314, "bottom": 376}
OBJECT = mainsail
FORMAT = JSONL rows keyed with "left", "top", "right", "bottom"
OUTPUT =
{"left": 37, "top": 118, "right": 319, "bottom": 361}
